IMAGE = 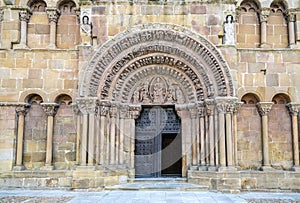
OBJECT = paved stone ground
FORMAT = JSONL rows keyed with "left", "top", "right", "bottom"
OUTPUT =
{"left": 1, "top": 189, "right": 300, "bottom": 203}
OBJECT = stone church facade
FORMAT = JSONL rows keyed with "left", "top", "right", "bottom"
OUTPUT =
{"left": 0, "top": 0, "right": 300, "bottom": 192}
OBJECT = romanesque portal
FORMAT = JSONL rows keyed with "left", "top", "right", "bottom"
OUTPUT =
{"left": 75, "top": 24, "right": 238, "bottom": 179}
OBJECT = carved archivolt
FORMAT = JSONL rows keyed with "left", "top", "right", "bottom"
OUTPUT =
{"left": 80, "top": 23, "right": 234, "bottom": 102}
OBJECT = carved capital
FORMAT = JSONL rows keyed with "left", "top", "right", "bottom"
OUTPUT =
{"left": 19, "top": 10, "right": 31, "bottom": 22}
{"left": 71, "top": 103, "right": 80, "bottom": 115}
{"left": 119, "top": 105, "right": 129, "bottom": 119}
{"left": 188, "top": 104, "right": 198, "bottom": 119}
{"left": 197, "top": 101, "right": 205, "bottom": 118}
{"left": 287, "top": 12, "right": 296, "bottom": 22}
{"left": 41, "top": 103, "right": 59, "bottom": 116}
{"left": 46, "top": 8, "right": 60, "bottom": 23}
{"left": 128, "top": 105, "right": 141, "bottom": 119}
{"left": 175, "top": 104, "right": 188, "bottom": 118}
{"left": 205, "top": 99, "right": 215, "bottom": 115}
{"left": 286, "top": 102, "right": 300, "bottom": 116}
{"left": 109, "top": 103, "right": 118, "bottom": 118}
{"left": 15, "top": 103, "right": 30, "bottom": 116}
{"left": 99, "top": 100, "right": 111, "bottom": 116}
{"left": 259, "top": 8, "right": 270, "bottom": 22}
{"left": 233, "top": 102, "right": 244, "bottom": 113}
{"left": 76, "top": 97, "right": 99, "bottom": 115}
{"left": 256, "top": 102, "right": 273, "bottom": 116}
{"left": 215, "top": 97, "right": 238, "bottom": 114}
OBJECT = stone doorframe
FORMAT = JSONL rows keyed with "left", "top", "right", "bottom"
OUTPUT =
{"left": 75, "top": 23, "right": 239, "bottom": 177}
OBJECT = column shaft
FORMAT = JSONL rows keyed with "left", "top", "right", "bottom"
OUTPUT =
{"left": 209, "top": 114, "right": 215, "bottom": 166}
{"left": 45, "top": 115, "right": 54, "bottom": 165}
{"left": 262, "top": 115, "right": 270, "bottom": 166}
{"left": 88, "top": 113, "right": 95, "bottom": 166}
{"left": 292, "top": 115, "right": 299, "bottom": 166}
{"left": 75, "top": 114, "right": 81, "bottom": 165}
{"left": 233, "top": 112, "right": 238, "bottom": 166}
{"left": 81, "top": 114, "right": 88, "bottom": 166}
{"left": 119, "top": 118, "right": 125, "bottom": 164}
{"left": 16, "top": 113, "right": 25, "bottom": 166}
{"left": 99, "top": 116, "right": 106, "bottom": 165}
{"left": 226, "top": 113, "right": 233, "bottom": 166}
{"left": 199, "top": 116, "right": 206, "bottom": 165}
{"left": 219, "top": 113, "right": 226, "bottom": 166}
{"left": 110, "top": 116, "right": 116, "bottom": 164}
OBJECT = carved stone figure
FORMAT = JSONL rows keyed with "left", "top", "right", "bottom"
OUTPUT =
{"left": 223, "top": 15, "right": 235, "bottom": 45}
{"left": 80, "top": 15, "right": 92, "bottom": 45}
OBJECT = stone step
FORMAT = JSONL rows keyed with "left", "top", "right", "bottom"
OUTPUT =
{"left": 104, "top": 180, "right": 209, "bottom": 191}
{"left": 129, "top": 177, "right": 188, "bottom": 183}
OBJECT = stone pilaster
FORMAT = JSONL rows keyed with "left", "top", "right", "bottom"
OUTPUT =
{"left": 13, "top": 103, "right": 30, "bottom": 171}
{"left": 205, "top": 99, "right": 216, "bottom": 169}
{"left": 46, "top": 8, "right": 60, "bottom": 49}
{"left": 176, "top": 104, "right": 189, "bottom": 176}
{"left": 40, "top": 103, "right": 59, "bottom": 170}
{"left": 286, "top": 102, "right": 300, "bottom": 170}
{"left": 15, "top": 9, "right": 31, "bottom": 49}
{"left": 287, "top": 11, "right": 296, "bottom": 48}
{"left": 259, "top": 8, "right": 270, "bottom": 48}
{"left": 256, "top": 102, "right": 273, "bottom": 170}
{"left": 128, "top": 105, "right": 141, "bottom": 178}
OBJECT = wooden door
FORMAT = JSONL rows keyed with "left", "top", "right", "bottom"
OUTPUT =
{"left": 135, "top": 106, "right": 181, "bottom": 177}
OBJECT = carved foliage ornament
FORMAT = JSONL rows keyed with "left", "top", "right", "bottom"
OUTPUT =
{"left": 256, "top": 102, "right": 273, "bottom": 116}
{"left": 46, "top": 8, "right": 60, "bottom": 23}
{"left": 41, "top": 103, "right": 59, "bottom": 116}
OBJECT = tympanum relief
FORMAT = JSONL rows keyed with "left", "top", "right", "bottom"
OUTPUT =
{"left": 131, "top": 76, "right": 185, "bottom": 104}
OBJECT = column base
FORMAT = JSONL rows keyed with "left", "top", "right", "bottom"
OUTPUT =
{"left": 207, "top": 166, "right": 217, "bottom": 171}
{"left": 198, "top": 166, "right": 208, "bottom": 171}
{"left": 218, "top": 166, "right": 237, "bottom": 172}
{"left": 289, "top": 44, "right": 298, "bottom": 49}
{"left": 291, "top": 166, "right": 300, "bottom": 172}
{"left": 46, "top": 44, "right": 57, "bottom": 49}
{"left": 40, "top": 165, "right": 54, "bottom": 171}
{"left": 128, "top": 169, "right": 135, "bottom": 179}
{"left": 190, "top": 165, "right": 199, "bottom": 171}
{"left": 75, "top": 165, "right": 96, "bottom": 171}
{"left": 260, "top": 166, "right": 274, "bottom": 171}
{"left": 14, "top": 44, "right": 29, "bottom": 49}
{"left": 260, "top": 43, "right": 271, "bottom": 48}
{"left": 13, "top": 165, "right": 25, "bottom": 171}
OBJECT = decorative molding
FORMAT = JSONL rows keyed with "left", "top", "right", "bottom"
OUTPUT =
{"left": 128, "top": 105, "right": 141, "bottom": 119}
{"left": 76, "top": 97, "right": 99, "bottom": 115}
{"left": 256, "top": 102, "right": 273, "bottom": 116}
{"left": 81, "top": 24, "right": 234, "bottom": 100}
{"left": 41, "top": 103, "right": 59, "bottom": 117}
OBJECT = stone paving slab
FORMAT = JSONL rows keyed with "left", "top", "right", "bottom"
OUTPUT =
{"left": 1, "top": 189, "right": 300, "bottom": 203}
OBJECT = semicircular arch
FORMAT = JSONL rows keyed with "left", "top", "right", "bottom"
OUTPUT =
{"left": 80, "top": 23, "right": 234, "bottom": 103}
